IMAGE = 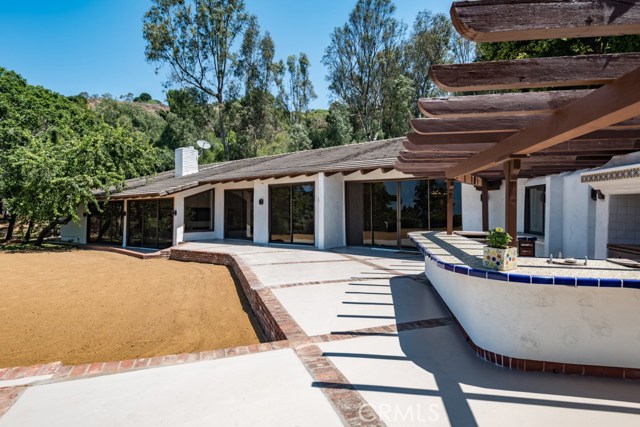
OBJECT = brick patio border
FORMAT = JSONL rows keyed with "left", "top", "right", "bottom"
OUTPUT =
{"left": 453, "top": 318, "right": 640, "bottom": 381}
{"left": 82, "top": 245, "right": 170, "bottom": 260}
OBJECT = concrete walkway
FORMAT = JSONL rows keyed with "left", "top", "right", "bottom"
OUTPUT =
{"left": 2, "top": 242, "right": 640, "bottom": 426}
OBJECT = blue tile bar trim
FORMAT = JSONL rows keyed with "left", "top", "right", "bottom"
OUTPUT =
{"left": 487, "top": 271, "right": 508, "bottom": 282}
{"left": 508, "top": 273, "right": 532, "bottom": 284}
{"left": 576, "top": 278, "right": 599, "bottom": 287}
{"left": 532, "top": 276, "right": 554, "bottom": 285}
{"left": 410, "top": 235, "right": 633, "bottom": 290}
{"left": 600, "top": 278, "right": 623, "bottom": 288}
{"left": 453, "top": 265, "right": 471, "bottom": 275}
{"left": 624, "top": 279, "right": 640, "bottom": 289}
{"left": 469, "top": 269, "right": 488, "bottom": 279}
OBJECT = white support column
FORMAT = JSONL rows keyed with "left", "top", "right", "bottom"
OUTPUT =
{"left": 173, "top": 195, "right": 185, "bottom": 245}
{"left": 254, "top": 181, "right": 269, "bottom": 244}
{"left": 316, "top": 172, "right": 346, "bottom": 250}
{"left": 594, "top": 194, "right": 610, "bottom": 260}
{"left": 316, "top": 174, "right": 326, "bottom": 249}
{"left": 122, "top": 200, "right": 128, "bottom": 248}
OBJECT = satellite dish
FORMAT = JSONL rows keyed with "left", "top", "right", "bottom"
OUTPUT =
{"left": 196, "top": 140, "right": 211, "bottom": 150}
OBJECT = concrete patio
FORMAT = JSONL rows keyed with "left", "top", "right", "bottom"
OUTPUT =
{"left": 1, "top": 242, "right": 639, "bottom": 426}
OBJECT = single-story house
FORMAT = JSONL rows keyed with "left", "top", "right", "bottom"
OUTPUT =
{"left": 61, "top": 139, "right": 464, "bottom": 251}
{"left": 61, "top": 138, "right": 639, "bottom": 260}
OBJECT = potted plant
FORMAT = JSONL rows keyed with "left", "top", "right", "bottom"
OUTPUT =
{"left": 483, "top": 227, "right": 518, "bottom": 271}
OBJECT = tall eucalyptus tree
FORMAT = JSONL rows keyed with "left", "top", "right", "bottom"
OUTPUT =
{"left": 143, "top": 0, "right": 250, "bottom": 160}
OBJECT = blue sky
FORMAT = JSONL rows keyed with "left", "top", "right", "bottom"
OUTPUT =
{"left": 0, "top": 0, "right": 452, "bottom": 109}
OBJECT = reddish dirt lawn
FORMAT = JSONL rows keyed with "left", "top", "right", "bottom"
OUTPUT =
{"left": 0, "top": 250, "right": 262, "bottom": 368}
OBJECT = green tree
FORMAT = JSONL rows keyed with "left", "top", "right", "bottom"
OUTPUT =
{"left": 323, "top": 103, "right": 354, "bottom": 147}
{"left": 143, "top": 0, "right": 250, "bottom": 161}
{"left": 451, "top": 32, "right": 477, "bottom": 64}
{"left": 276, "top": 53, "right": 316, "bottom": 125}
{"left": 0, "top": 68, "right": 158, "bottom": 245}
{"left": 381, "top": 75, "right": 415, "bottom": 138}
{"left": 405, "top": 11, "right": 453, "bottom": 104}
{"left": 478, "top": 35, "right": 640, "bottom": 61}
{"left": 323, "top": 0, "right": 405, "bottom": 141}
{"left": 287, "top": 123, "right": 312, "bottom": 152}
{"left": 134, "top": 92, "right": 153, "bottom": 102}
{"left": 234, "top": 18, "right": 279, "bottom": 158}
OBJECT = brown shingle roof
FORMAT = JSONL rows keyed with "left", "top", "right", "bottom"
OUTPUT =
{"left": 107, "top": 138, "right": 405, "bottom": 199}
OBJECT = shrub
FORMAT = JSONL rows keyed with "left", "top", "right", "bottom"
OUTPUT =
{"left": 486, "top": 227, "right": 512, "bottom": 249}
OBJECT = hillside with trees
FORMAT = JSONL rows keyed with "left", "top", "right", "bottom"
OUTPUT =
{"left": 0, "top": 69, "right": 158, "bottom": 245}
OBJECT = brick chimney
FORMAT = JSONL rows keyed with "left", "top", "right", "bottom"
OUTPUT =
{"left": 175, "top": 147, "right": 199, "bottom": 177}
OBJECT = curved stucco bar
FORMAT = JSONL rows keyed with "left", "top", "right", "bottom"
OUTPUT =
{"left": 410, "top": 232, "right": 640, "bottom": 371}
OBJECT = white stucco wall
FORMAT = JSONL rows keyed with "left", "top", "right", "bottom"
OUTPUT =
{"left": 426, "top": 261, "right": 640, "bottom": 369}
{"left": 461, "top": 180, "right": 526, "bottom": 232}
{"left": 60, "top": 204, "right": 88, "bottom": 244}
{"left": 561, "top": 172, "right": 596, "bottom": 259}
{"left": 461, "top": 171, "right": 604, "bottom": 259}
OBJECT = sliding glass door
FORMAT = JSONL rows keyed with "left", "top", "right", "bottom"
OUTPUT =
{"left": 269, "top": 184, "right": 315, "bottom": 245}
{"left": 225, "top": 189, "right": 254, "bottom": 240}
{"left": 346, "top": 180, "right": 462, "bottom": 249}
{"left": 87, "top": 201, "right": 124, "bottom": 245}
{"left": 127, "top": 199, "right": 174, "bottom": 249}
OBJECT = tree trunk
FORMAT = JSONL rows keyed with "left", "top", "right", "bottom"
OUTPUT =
{"left": 34, "top": 216, "right": 71, "bottom": 247}
{"left": 4, "top": 215, "right": 16, "bottom": 242}
{"left": 23, "top": 220, "right": 34, "bottom": 243}
{"left": 218, "top": 103, "right": 229, "bottom": 161}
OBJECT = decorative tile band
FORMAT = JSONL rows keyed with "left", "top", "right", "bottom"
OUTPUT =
{"left": 410, "top": 235, "right": 640, "bottom": 290}
{"left": 581, "top": 167, "right": 640, "bottom": 183}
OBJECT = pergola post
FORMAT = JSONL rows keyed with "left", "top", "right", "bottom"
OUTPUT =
{"left": 447, "top": 179, "right": 455, "bottom": 235}
{"left": 503, "top": 159, "right": 520, "bottom": 247}
{"left": 481, "top": 181, "right": 489, "bottom": 231}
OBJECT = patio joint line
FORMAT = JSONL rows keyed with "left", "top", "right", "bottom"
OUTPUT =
{"left": 293, "top": 345, "right": 387, "bottom": 427}
{"left": 0, "top": 386, "right": 27, "bottom": 419}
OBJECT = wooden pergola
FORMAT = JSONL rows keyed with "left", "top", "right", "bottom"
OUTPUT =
{"left": 396, "top": 0, "right": 640, "bottom": 244}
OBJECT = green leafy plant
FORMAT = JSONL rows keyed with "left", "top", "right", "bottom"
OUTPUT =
{"left": 486, "top": 227, "right": 512, "bottom": 249}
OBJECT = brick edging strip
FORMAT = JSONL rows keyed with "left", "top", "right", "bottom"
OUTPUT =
{"left": 82, "top": 245, "right": 170, "bottom": 260}
{"left": 0, "top": 387, "right": 26, "bottom": 418}
{"left": 295, "top": 345, "right": 386, "bottom": 427}
{"left": 454, "top": 317, "right": 640, "bottom": 380}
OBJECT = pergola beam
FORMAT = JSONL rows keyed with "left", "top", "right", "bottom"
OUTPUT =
{"left": 446, "top": 66, "right": 640, "bottom": 178}
{"left": 430, "top": 53, "right": 640, "bottom": 92}
{"left": 406, "top": 129, "right": 640, "bottom": 146}
{"left": 403, "top": 139, "right": 640, "bottom": 155}
{"left": 412, "top": 115, "right": 640, "bottom": 136}
{"left": 419, "top": 90, "right": 593, "bottom": 118}
{"left": 451, "top": 0, "right": 640, "bottom": 42}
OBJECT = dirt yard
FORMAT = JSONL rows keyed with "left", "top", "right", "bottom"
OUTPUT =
{"left": 0, "top": 250, "right": 262, "bottom": 368}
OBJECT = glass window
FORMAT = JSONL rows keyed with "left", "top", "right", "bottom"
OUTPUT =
{"left": 525, "top": 185, "right": 545, "bottom": 235}
{"left": 400, "top": 181, "right": 429, "bottom": 248}
{"left": 372, "top": 182, "right": 398, "bottom": 248}
{"left": 185, "top": 190, "right": 214, "bottom": 232}
{"left": 87, "top": 201, "right": 124, "bottom": 245}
